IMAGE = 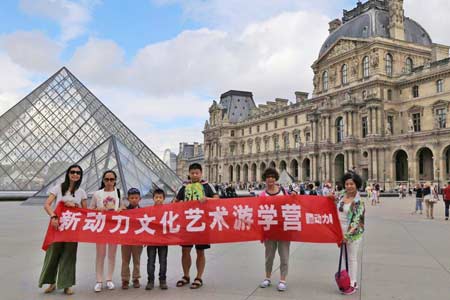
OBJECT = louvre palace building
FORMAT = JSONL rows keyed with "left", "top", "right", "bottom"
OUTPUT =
{"left": 203, "top": 0, "right": 450, "bottom": 190}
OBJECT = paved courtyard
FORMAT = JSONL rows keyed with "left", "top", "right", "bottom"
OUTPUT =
{"left": 1, "top": 196, "right": 449, "bottom": 300}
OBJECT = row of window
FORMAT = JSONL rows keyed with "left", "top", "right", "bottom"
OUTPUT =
{"left": 232, "top": 115, "right": 301, "bottom": 137}
{"left": 231, "top": 132, "right": 310, "bottom": 155}
{"left": 411, "top": 79, "right": 444, "bottom": 98}
{"left": 322, "top": 55, "right": 415, "bottom": 91}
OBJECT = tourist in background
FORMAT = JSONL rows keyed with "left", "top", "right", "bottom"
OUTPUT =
{"left": 90, "top": 170, "right": 124, "bottom": 292}
{"left": 423, "top": 182, "right": 439, "bottom": 219}
{"left": 413, "top": 183, "right": 423, "bottom": 215}
{"left": 443, "top": 182, "right": 450, "bottom": 220}
{"left": 39, "top": 164, "right": 87, "bottom": 295}
{"left": 337, "top": 172, "right": 365, "bottom": 295}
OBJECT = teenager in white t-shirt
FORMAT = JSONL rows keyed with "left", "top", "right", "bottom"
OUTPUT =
{"left": 39, "top": 164, "right": 87, "bottom": 295}
{"left": 89, "top": 170, "right": 123, "bottom": 292}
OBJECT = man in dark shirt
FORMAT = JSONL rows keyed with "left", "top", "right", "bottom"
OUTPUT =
{"left": 174, "top": 163, "right": 218, "bottom": 289}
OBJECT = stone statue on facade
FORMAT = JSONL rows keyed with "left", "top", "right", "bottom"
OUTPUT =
{"left": 385, "top": 121, "right": 392, "bottom": 136}
{"left": 351, "top": 57, "right": 359, "bottom": 76}
{"left": 408, "top": 117, "right": 414, "bottom": 132}
{"left": 371, "top": 51, "right": 379, "bottom": 68}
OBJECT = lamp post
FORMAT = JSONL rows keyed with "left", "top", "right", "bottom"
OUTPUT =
{"left": 437, "top": 167, "right": 441, "bottom": 193}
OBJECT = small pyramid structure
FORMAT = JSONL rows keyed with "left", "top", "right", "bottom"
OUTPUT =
{"left": 25, "top": 136, "right": 161, "bottom": 204}
{"left": 0, "top": 67, "right": 181, "bottom": 199}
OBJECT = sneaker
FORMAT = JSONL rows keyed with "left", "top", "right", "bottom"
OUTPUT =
{"left": 341, "top": 286, "right": 356, "bottom": 295}
{"left": 145, "top": 281, "right": 154, "bottom": 290}
{"left": 160, "top": 280, "right": 168, "bottom": 290}
{"left": 122, "top": 281, "right": 129, "bottom": 290}
{"left": 63, "top": 287, "right": 74, "bottom": 295}
{"left": 259, "top": 278, "right": 271, "bottom": 288}
{"left": 106, "top": 281, "right": 115, "bottom": 290}
{"left": 94, "top": 282, "right": 102, "bottom": 292}
{"left": 133, "top": 279, "right": 140, "bottom": 288}
{"left": 277, "top": 281, "right": 287, "bottom": 292}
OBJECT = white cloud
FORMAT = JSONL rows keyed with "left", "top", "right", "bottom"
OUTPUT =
{"left": 153, "top": 0, "right": 340, "bottom": 31}
{"left": 405, "top": 0, "right": 450, "bottom": 46}
{"left": 68, "top": 38, "right": 125, "bottom": 86}
{"left": 0, "top": 31, "right": 62, "bottom": 72}
{"left": 19, "top": 0, "right": 95, "bottom": 42}
{"left": 0, "top": 52, "right": 34, "bottom": 114}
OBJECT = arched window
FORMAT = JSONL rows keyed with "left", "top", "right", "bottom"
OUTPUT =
{"left": 363, "top": 56, "right": 370, "bottom": 78}
{"left": 336, "top": 117, "right": 344, "bottom": 143}
{"left": 405, "top": 57, "right": 413, "bottom": 74}
{"left": 341, "top": 64, "right": 348, "bottom": 85}
{"left": 386, "top": 53, "right": 393, "bottom": 77}
{"left": 322, "top": 71, "right": 329, "bottom": 91}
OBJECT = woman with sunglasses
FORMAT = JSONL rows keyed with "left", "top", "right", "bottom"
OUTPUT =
{"left": 39, "top": 164, "right": 87, "bottom": 295}
{"left": 90, "top": 170, "right": 123, "bottom": 292}
{"left": 336, "top": 172, "right": 365, "bottom": 295}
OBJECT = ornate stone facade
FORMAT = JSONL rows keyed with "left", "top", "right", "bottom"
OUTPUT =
{"left": 203, "top": 0, "right": 450, "bottom": 190}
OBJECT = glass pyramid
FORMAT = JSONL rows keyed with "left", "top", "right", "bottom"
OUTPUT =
{"left": 28, "top": 136, "right": 159, "bottom": 200}
{"left": 0, "top": 67, "right": 181, "bottom": 196}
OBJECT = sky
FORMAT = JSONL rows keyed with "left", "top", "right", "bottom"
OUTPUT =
{"left": 0, "top": 0, "right": 449, "bottom": 158}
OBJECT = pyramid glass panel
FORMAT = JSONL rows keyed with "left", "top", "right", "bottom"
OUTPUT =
{"left": 0, "top": 67, "right": 181, "bottom": 196}
{"left": 29, "top": 136, "right": 157, "bottom": 201}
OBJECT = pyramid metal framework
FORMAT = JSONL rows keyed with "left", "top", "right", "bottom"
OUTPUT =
{"left": 30, "top": 136, "right": 159, "bottom": 200}
{"left": 0, "top": 67, "right": 181, "bottom": 196}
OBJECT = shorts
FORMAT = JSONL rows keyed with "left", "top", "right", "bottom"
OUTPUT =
{"left": 181, "top": 244, "right": 211, "bottom": 250}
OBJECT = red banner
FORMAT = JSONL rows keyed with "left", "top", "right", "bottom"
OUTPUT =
{"left": 42, "top": 195, "right": 343, "bottom": 250}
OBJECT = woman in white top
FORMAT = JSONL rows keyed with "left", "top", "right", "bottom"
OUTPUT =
{"left": 39, "top": 164, "right": 87, "bottom": 295}
{"left": 258, "top": 167, "right": 290, "bottom": 292}
{"left": 90, "top": 170, "right": 123, "bottom": 292}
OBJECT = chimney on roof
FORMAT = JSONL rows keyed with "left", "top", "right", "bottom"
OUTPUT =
{"left": 328, "top": 18, "right": 342, "bottom": 33}
{"left": 388, "top": 0, "right": 405, "bottom": 41}
{"left": 295, "top": 91, "right": 309, "bottom": 103}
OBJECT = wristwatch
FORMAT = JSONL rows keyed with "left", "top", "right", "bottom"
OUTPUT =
{"left": 51, "top": 215, "right": 58, "bottom": 220}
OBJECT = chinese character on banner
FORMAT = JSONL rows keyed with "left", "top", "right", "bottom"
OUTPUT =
{"left": 209, "top": 206, "right": 230, "bottom": 231}
{"left": 135, "top": 214, "right": 156, "bottom": 235}
{"left": 257, "top": 204, "right": 278, "bottom": 231}
{"left": 233, "top": 205, "right": 253, "bottom": 231}
{"left": 160, "top": 211, "right": 181, "bottom": 234}
{"left": 321, "top": 214, "right": 333, "bottom": 224}
{"left": 83, "top": 212, "right": 106, "bottom": 233}
{"left": 314, "top": 214, "right": 322, "bottom": 225}
{"left": 110, "top": 215, "right": 130, "bottom": 234}
{"left": 185, "top": 208, "right": 206, "bottom": 232}
{"left": 58, "top": 210, "right": 82, "bottom": 231}
{"left": 281, "top": 204, "right": 301, "bottom": 231}
{"left": 305, "top": 213, "right": 315, "bottom": 224}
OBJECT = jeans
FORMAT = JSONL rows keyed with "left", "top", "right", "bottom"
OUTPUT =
{"left": 147, "top": 246, "right": 168, "bottom": 282}
{"left": 415, "top": 198, "right": 423, "bottom": 212}
{"left": 346, "top": 238, "right": 362, "bottom": 286}
{"left": 445, "top": 200, "right": 450, "bottom": 218}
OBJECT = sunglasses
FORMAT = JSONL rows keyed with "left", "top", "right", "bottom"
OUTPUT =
{"left": 104, "top": 178, "right": 116, "bottom": 182}
{"left": 69, "top": 170, "right": 82, "bottom": 175}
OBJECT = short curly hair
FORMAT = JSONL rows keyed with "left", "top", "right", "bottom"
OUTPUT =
{"left": 262, "top": 167, "right": 279, "bottom": 181}
{"left": 341, "top": 171, "right": 363, "bottom": 189}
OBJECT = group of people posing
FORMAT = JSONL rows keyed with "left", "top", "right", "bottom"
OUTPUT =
{"left": 38, "top": 163, "right": 365, "bottom": 296}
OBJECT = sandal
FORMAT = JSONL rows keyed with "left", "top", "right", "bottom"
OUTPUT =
{"left": 176, "top": 276, "right": 190, "bottom": 287}
{"left": 190, "top": 278, "right": 203, "bottom": 289}
{"left": 44, "top": 284, "right": 56, "bottom": 293}
{"left": 64, "top": 287, "right": 74, "bottom": 295}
